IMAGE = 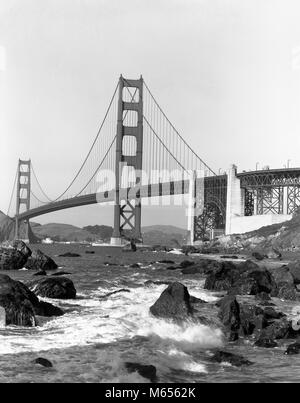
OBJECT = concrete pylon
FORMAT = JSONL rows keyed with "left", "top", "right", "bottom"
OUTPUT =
{"left": 225, "top": 164, "right": 244, "bottom": 235}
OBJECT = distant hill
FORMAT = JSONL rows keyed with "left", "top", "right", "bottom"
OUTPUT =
{"left": 32, "top": 223, "right": 98, "bottom": 242}
{"left": 30, "top": 222, "right": 187, "bottom": 246}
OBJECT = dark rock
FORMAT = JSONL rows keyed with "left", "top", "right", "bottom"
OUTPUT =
{"left": 273, "top": 283, "right": 298, "bottom": 301}
{"left": 181, "top": 266, "right": 202, "bottom": 275}
{"left": 12, "top": 240, "right": 32, "bottom": 259}
{"left": 239, "top": 304, "right": 266, "bottom": 336}
{"left": 125, "top": 362, "right": 157, "bottom": 383}
{"left": 166, "top": 266, "right": 180, "bottom": 271}
{"left": 217, "top": 295, "right": 240, "bottom": 341}
{"left": 245, "top": 267, "right": 276, "bottom": 295}
{"left": 285, "top": 342, "right": 300, "bottom": 355}
{"left": 150, "top": 282, "right": 193, "bottom": 320}
{"left": 204, "top": 261, "right": 240, "bottom": 291}
{"left": 0, "top": 274, "right": 63, "bottom": 326}
{"left": 259, "top": 317, "right": 299, "bottom": 340}
{"left": 189, "top": 295, "right": 207, "bottom": 304}
{"left": 129, "top": 263, "right": 140, "bottom": 269}
{"left": 272, "top": 266, "right": 294, "bottom": 286}
{"left": 28, "top": 277, "right": 76, "bottom": 299}
{"left": 158, "top": 260, "right": 175, "bottom": 264}
{"left": 59, "top": 252, "right": 81, "bottom": 257}
{"left": 220, "top": 255, "right": 239, "bottom": 259}
{"left": 85, "top": 251, "right": 95, "bottom": 254}
{"left": 255, "top": 292, "right": 271, "bottom": 302}
{"left": 25, "top": 249, "right": 58, "bottom": 271}
{"left": 33, "top": 270, "right": 47, "bottom": 276}
{"left": 99, "top": 289, "right": 130, "bottom": 299}
{"left": 263, "top": 307, "right": 285, "bottom": 320}
{"left": 286, "top": 261, "right": 300, "bottom": 285}
{"left": 181, "top": 245, "right": 201, "bottom": 255}
{"left": 33, "top": 357, "right": 53, "bottom": 368}
{"left": 252, "top": 252, "right": 265, "bottom": 261}
{"left": 209, "top": 351, "right": 253, "bottom": 367}
{"left": 0, "top": 245, "right": 29, "bottom": 270}
{"left": 35, "top": 301, "right": 64, "bottom": 317}
{"left": 180, "top": 260, "right": 194, "bottom": 268}
{"left": 254, "top": 338, "right": 278, "bottom": 348}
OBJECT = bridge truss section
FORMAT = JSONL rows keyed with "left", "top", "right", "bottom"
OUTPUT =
{"left": 238, "top": 169, "right": 300, "bottom": 216}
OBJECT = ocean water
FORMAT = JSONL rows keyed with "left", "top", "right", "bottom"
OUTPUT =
{"left": 0, "top": 244, "right": 300, "bottom": 383}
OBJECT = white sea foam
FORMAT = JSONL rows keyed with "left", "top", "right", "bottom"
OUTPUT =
{"left": 0, "top": 279, "right": 223, "bottom": 357}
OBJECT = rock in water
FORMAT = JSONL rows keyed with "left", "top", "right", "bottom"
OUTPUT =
{"left": 25, "top": 249, "right": 58, "bottom": 271}
{"left": 33, "top": 357, "right": 53, "bottom": 368}
{"left": 125, "top": 363, "right": 157, "bottom": 383}
{"left": 217, "top": 295, "right": 240, "bottom": 341}
{"left": 149, "top": 282, "right": 193, "bottom": 320}
{"left": 254, "top": 338, "right": 278, "bottom": 348}
{"left": 59, "top": 252, "right": 81, "bottom": 257}
{"left": 0, "top": 249, "right": 26, "bottom": 271}
{"left": 0, "top": 274, "right": 63, "bottom": 326}
{"left": 28, "top": 277, "right": 76, "bottom": 299}
{"left": 285, "top": 342, "right": 300, "bottom": 355}
{"left": 286, "top": 261, "right": 300, "bottom": 285}
{"left": 210, "top": 351, "right": 253, "bottom": 367}
{"left": 271, "top": 266, "right": 294, "bottom": 286}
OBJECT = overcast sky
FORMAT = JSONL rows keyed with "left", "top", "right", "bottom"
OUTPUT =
{"left": 1, "top": 0, "right": 300, "bottom": 228}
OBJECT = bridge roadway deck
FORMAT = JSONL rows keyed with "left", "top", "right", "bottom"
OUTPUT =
{"left": 17, "top": 180, "right": 192, "bottom": 220}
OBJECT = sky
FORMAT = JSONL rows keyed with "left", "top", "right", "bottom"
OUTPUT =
{"left": 1, "top": 0, "right": 300, "bottom": 228}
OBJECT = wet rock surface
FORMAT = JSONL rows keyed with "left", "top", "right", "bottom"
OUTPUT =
{"left": 28, "top": 277, "right": 77, "bottom": 300}
{"left": 25, "top": 249, "right": 58, "bottom": 271}
{"left": 0, "top": 274, "right": 63, "bottom": 326}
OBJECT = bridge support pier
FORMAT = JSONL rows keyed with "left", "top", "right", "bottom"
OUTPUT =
{"left": 15, "top": 159, "right": 31, "bottom": 242}
{"left": 111, "top": 75, "right": 144, "bottom": 245}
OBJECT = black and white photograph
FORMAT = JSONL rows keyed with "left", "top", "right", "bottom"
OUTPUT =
{"left": 1, "top": 0, "right": 300, "bottom": 386}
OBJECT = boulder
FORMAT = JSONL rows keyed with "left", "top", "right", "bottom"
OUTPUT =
{"left": 25, "top": 249, "right": 58, "bottom": 271}
{"left": 204, "top": 261, "right": 240, "bottom": 291}
{"left": 217, "top": 295, "right": 240, "bottom": 341}
{"left": 285, "top": 342, "right": 300, "bottom": 355}
{"left": 12, "top": 240, "right": 32, "bottom": 259}
{"left": 28, "top": 277, "right": 76, "bottom": 299}
{"left": 259, "top": 317, "right": 300, "bottom": 340}
{"left": 271, "top": 266, "right": 294, "bottom": 286}
{"left": 125, "top": 363, "right": 157, "bottom": 383}
{"left": 252, "top": 252, "right": 265, "bottom": 261}
{"left": 58, "top": 252, "right": 81, "bottom": 257}
{"left": 273, "top": 283, "right": 298, "bottom": 301}
{"left": 0, "top": 274, "right": 63, "bottom": 326}
{"left": 285, "top": 261, "right": 300, "bottom": 285}
{"left": 179, "top": 260, "right": 194, "bottom": 268}
{"left": 263, "top": 307, "right": 285, "bottom": 320}
{"left": 239, "top": 304, "right": 267, "bottom": 336}
{"left": 33, "top": 357, "right": 53, "bottom": 368}
{"left": 254, "top": 338, "right": 278, "bottom": 348}
{"left": 150, "top": 282, "right": 193, "bottom": 320}
{"left": 33, "top": 270, "right": 47, "bottom": 276}
{"left": 209, "top": 351, "right": 253, "bottom": 367}
{"left": 0, "top": 241, "right": 31, "bottom": 270}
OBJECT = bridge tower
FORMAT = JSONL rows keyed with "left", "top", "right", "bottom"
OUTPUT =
{"left": 15, "top": 159, "right": 31, "bottom": 242}
{"left": 111, "top": 75, "right": 144, "bottom": 246}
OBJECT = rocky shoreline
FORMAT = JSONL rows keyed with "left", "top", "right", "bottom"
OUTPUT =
{"left": 1, "top": 239, "right": 300, "bottom": 380}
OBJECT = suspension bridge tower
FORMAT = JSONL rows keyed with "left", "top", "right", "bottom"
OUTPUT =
{"left": 111, "top": 75, "right": 144, "bottom": 246}
{"left": 15, "top": 159, "right": 31, "bottom": 242}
